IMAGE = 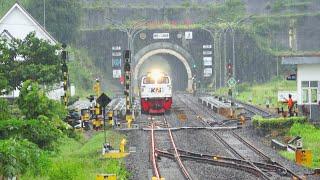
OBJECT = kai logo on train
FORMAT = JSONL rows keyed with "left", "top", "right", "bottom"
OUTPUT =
{"left": 150, "top": 87, "right": 162, "bottom": 93}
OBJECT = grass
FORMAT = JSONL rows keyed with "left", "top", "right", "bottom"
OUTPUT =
{"left": 215, "top": 77, "right": 297, "bottom": 108}
{"left": 279, "top": 123, "right": 320, "bottom": 169}
{"left": 21, "top": 131, "right": 130, "bottom": 180}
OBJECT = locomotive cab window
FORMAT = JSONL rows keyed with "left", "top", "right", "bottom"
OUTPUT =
{"left": 157, "top": 77, "right": 169, "bottom": 84}
{"left": 143, "top": 77, "right": 155, "bottom": 84}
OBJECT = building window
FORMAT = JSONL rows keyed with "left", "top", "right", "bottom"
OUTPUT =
{"left": 302, "top": 89, "right": 309, "bottom": 104}
{"left": 301, "top": 81, "right": 319, "bottom": 104}
{"left": 311, "top": 89, "right": 318, "bottom": 103}
{"left": 302, "top": 81, "right": 309, "bottom": 88}
{"left": 310, "top": 81, "right": 318, "bottom": 87}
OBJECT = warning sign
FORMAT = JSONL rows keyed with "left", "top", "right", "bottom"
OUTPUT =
{"left": 295, "top": 149, "right": 312, "bottom": 167}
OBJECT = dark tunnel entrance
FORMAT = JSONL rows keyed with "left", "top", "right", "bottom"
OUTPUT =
{"left": 138, "top": 54, "right": 188, "bottom": 91}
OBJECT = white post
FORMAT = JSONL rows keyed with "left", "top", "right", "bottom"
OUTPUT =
{"left": 43, "top": 0, "right": 46, "bottom": 29}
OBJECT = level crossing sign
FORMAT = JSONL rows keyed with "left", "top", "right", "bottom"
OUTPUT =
{"left": 227, "top": 77, "right": 237, "bottom": 88}
{"left": 97, "top": 93, "right": 111, "bottom": 107}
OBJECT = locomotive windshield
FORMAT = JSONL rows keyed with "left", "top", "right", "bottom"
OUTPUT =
{"left": 142, "top": 76, "right": 169, "bottom": 84}
{"left": 157, "top": 77, "right": 169, "bottom": 84}
{"left": 143, "top": 77, "right": 155, "bottom": 84}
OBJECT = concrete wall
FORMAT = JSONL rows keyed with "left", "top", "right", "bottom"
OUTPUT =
{"left": 80, "top": 28, "right": 280, "bottom": 90}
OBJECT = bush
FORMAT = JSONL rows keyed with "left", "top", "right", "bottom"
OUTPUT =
{"left": 0, "top": 138, "right": 49, "bottom": 178}
{"left": 0, "top": 119, "right": 63, "bottom": 151}
{"left": 17, "top": 80, "right": 67, "bottom": 120}
{"left": 0, "top": 98, "right": 11, "bottom": 120}
{"left": 252, "top": 115, "right": 307, "bottom": 132}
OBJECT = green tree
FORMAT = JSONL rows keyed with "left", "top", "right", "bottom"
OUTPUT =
{"left": 0, "top": 38, "right": 19, "bottom": 92}
{"left": 0, "top": 119, "right": 63, "bottom": 151}
{"left": 0, "top": 138, "right": 49, "bottom": 178}
{"left": 17, "top": 80, "right": 67, "bottom": 120}
{"left": 0, "top": 99, "right": 11, "bottom": 120}
{"left": 0, "top": 33, "right": 62, "bottom": 92}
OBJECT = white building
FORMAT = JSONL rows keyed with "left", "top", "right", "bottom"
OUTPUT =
{"left": 0, "top": 3, "right": 74, "bottom": 100}
{"left": 0, "top": 2, "right": 57, "bottom": 44}
{"left": 282, "top": 56, "right": 320, "bottom": 121}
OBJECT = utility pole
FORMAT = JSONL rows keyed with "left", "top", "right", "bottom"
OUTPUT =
{"left": 217, "top": 15, "right": 252, "bottom": 82}
{"left": 43, "top": 0, "right": 46, "bottom": 29}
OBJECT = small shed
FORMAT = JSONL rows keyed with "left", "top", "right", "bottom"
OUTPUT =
{"left": 282, "top": 55, "right": 320, "bottom": 121}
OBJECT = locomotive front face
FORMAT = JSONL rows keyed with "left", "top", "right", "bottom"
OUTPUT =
{"left": 140, "top": 72, "right": 173, "bottom": 114}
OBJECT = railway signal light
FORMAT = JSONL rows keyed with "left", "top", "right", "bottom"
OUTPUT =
{"left": 124, "top": 50, "right": 131, "bottom": 62}
{"left": 123, "top": 50, "right": 132, "bottom": 127}
{"left": 124, "top": 62, "right": 130, "bottom": 71}
{"left": 227, "top": 63, "right": 233, "bottom": 77}
{"left": 61, "top": 50, "right": 67, "bottom": 63}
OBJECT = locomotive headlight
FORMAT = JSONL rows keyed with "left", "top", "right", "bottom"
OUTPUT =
{"left": 150, "top": 70, "right": 161, "bottom": 81}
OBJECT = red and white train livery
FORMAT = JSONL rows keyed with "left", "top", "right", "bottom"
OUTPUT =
{"left": 140, "top": 72, "right": 172, "bottom": 114}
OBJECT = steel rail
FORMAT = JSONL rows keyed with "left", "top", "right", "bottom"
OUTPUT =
{"left": 176, "top": 93, "right": 225, "bottom": 126}
{"left": 230, "top": 132, "right": 302, "bottom": 179}
{"left": 224, "top": 96, "right": 272, "bottom": 118}
{"left": 175, "top": 94, "right": 202, "bottom": 117}
{"left": 211, "top": 131, "right": 271, "bottom": 180}
{"left": 174, "top": 149, "right": 290, "bottom": 175}
{"left": 181, "top": 94, "right": 236, "bottom": 127}
{"left": 151, "top": 123, "right": 161, "bottom": 179}
{"left": 163, "top": 116, "right": 193, "bottom": 180}
{"left": 156, "top": 149, "right": 264, "bottom": 178}
{"left": 231, "top": 131, "right": 271, "bottom": 161}
{"left": 181, "top": 94, "right": 222, "bottom": 119}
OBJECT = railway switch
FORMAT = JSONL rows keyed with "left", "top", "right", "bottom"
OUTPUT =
{"left": 80, "top": 109, "right": 90, "bottom": 131}
{"left": 108, "top": 111, "right": 113, "bottom": 125}
{"left": 152, "top": 177, "right": 165, "bottom": 180}
{"left": 96, "top": 174, "right": 116, "bottom": 180}
{"left": 102, "top": 138, "right": 129, "bottom": 159}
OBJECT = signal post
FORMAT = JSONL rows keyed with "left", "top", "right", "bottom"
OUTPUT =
{"left": 61, "top": 44, "right": 69, "bottom": 108}
{"left": 124, "top": 50, "right": 133, "bottom": 128}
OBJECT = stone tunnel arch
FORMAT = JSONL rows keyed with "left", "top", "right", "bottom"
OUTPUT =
{"left": 133, "top": 42, "right": 195, "bottom": 94}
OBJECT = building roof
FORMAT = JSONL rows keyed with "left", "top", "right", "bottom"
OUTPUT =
{"left": 0, "top": 2, "right": 57, "bottom": 44}
{"left": 282, "top": 56, "right": 320, "bottom": 65}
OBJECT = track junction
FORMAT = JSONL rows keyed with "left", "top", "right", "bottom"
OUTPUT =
{"left": 121, "top": 92, "right": 312, "bottom": 179}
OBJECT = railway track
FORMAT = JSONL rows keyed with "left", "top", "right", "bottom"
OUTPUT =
{"left": 211, "top": 130, "right": 301, "bottom": 179}
{"left": 236, "top": 100, "right": 273, "bottom": 118}
{"left": 175, "top": 93, "right": 231, "bottom": 126}
{"left": 146, "top": 93, "right": 301, "bottom": 179}
{"left": 150, "top": 115, "right": 193, "bottom": 180}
